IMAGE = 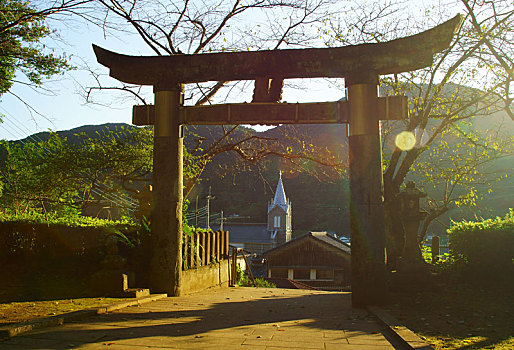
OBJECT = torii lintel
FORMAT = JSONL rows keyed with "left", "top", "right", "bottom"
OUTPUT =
{"left": 92, "top": 15, "right": 462, "bottom": 86}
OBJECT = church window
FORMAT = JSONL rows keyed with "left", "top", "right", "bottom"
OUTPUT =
{"left": 274, "top": 215, "right": 280, "bottom": 227}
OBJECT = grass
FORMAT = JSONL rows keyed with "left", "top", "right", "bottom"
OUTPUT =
{"left": 386, "top": 280, "right": 514, "bottom": 350}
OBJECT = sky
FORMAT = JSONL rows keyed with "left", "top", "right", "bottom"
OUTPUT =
{"left": 0, "top": 3, "right": 350, "bottom": 141}
{"left": 0, "top": 0, "right": 455, "bottom": 141}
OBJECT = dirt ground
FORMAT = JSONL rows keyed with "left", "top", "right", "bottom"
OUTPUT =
{"left": 0, "top": 298, "right": 131, "bottom": 326}
{"left": 0, "top": 264, "right": 132, "bottom": 326}
{"left": 387, "top": 281, "right": 514, "bottom": 350}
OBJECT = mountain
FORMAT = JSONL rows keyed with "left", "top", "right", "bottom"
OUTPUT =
{"left": 1, "top": 107, "right": 512, "bottom": 236}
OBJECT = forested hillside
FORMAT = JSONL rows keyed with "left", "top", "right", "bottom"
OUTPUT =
{"left": 1, "top": 112, "right": 511, "bottom": 236}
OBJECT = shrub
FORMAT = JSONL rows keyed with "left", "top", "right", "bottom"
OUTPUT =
{"left": 238, "top": 276, "right": 277, "bottom": 288}
{"left": 447, "top": 209, "right": 514, "bottom": 278}
{"left": 0, "top": 212, "right": 138, "bottom": 268}
{"left": 236, "top": 265, "right": 276, "bottom": 288}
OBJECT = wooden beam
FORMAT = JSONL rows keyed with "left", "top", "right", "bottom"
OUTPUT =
{"left": 94, "top": 15, "right": 462, "bottom": 85}
{"left": 132, "top": 96, "right": 408, "bottom": 126}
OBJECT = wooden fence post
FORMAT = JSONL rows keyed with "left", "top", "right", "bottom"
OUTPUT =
{"left": 219, "top": 230, "right": 223, "bottom": 260}
{"left": 205, "top": 231, "right": 211, "bottom": 265}
{"left": 224, "top": 231, "right": 229, "bottom": 259}
{"left": 183, "top": 233, "right": 189, "bottom": 269}
{"left": 189, "top": 232, "right": 195, "bottom": 268}
{"left": 216, "top": 231, "right": 220, "bottom": 262}
{"left": 195, "top": 231, "right": 200, "bottom": 268}
{"left": 231, "top": 248, "right": 237, "bottom": 286}
{"left": 200, "top": 231, "right": 206, "bottom": 267}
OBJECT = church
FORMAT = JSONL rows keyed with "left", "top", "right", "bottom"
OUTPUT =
{"left": 214, "top": 172, "right": 292, "bottom": 254}
{"left": 266, "top": 171, "right": 292, "bottom": 246}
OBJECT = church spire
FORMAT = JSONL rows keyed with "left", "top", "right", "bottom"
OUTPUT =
{"left": 273, "top": 171, "right": 287, "bottom": 207}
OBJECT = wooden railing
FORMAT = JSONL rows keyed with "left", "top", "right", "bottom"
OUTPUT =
{"left": 182, "top": 230, "right": 229, "bottom": 270}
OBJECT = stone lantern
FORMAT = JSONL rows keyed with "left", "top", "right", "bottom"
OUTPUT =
{"left": 397, "top": 181, "right": 427, "bottom": 271}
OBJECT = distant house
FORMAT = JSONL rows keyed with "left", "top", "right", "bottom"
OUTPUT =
{"left": 263, "top": 231, "right": 351, "bottom": 290}
{"left": 213, "top": 172, "right": 292, "bottom": 254}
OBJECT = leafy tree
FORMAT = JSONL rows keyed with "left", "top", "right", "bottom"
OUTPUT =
{"left": 326, "top": 0, "right": 514, "bottom": 266}
{"left": 0, "top": 134, "right": 79, "bottom": 215}
{"left": 0, "top": 0, "right": 86, "bottom": 96}
{"left": 0, "top": 125, "right": 208, "bottom": 217}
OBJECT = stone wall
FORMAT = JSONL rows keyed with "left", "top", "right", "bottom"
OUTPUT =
{"left": 181, "top": 259, "right": 230, "bottom": 295}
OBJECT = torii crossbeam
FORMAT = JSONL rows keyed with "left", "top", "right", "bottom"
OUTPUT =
{"left": 93, "top": 14, "right": 461, "bottom": 307}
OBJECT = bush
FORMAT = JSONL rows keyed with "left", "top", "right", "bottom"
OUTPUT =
{"left": 238, "top": 276, "right": 277, "bottom": 288}
{"left": 447, "top": 209, "right": 514, "bottom": 278}
{"left": 236, "top": 265, "right": 276, "bottom": 288}
{"left": 0, "top": 212, "right": 138, "bottom": 268}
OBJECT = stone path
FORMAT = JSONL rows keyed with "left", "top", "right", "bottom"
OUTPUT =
{"left": 1, "top": 288, "right": 401, "bottom": 349}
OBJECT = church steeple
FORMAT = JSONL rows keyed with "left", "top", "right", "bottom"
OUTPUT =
{"left": 273, "top": 171, "right": 287, "bottom": 208}
{"left": 267, "top": 171, "right": 292, "bottom": 246}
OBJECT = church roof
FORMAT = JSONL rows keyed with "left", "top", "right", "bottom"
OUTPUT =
{"left": 211, "top": 223, "right": 271, "bottom": 244}
{"left": 271, "top": 172, "right": 288, "bottom": 212}
{"left": 273, "top": 172, "right": 287, "bottom": 206}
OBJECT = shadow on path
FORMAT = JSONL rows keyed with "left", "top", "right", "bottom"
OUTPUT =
{"left": 2, "top": 289, "right": 391, "bottom": 349}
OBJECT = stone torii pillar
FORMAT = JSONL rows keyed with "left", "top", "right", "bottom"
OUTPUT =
{"left": 346, "top": 73, "right": 386, "bottom": 306}
{"left": 150, "top": 83, "right": 184, "bottom": 295}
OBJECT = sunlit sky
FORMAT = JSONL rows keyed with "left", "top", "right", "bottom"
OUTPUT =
{"left": 0, "top": 0, "right": 457, "bottom": 140}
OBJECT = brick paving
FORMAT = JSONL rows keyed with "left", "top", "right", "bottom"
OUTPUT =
{"left": 1, "top": 287, "right": 400, "bottom": 349}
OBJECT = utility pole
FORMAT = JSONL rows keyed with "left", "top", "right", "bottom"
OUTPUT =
{"left": 206, "top": 186, "right": 215, "bottom": 229}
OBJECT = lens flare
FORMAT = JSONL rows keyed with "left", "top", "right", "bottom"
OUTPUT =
{"left": 395, "top": 131, "right": 416, "bottom": 151}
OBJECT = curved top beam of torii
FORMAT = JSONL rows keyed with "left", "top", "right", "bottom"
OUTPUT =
{"left": 93, "top": 15, "right": 462, "bottom": 86}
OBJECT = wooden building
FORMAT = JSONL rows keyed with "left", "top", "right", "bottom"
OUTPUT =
{"left": 263, "top": 231, "right": 351, "bottom": 290}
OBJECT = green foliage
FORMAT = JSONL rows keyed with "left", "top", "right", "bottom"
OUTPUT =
{"left": 421, "top": 245, "right": 431, "bottom": 263}
{"left": 0, "top": 210, "right": 136, "bottom": 228}
{"left": 0, "top": 212, "right": 139, "bottom": 269}
{"left": 236, "top": 264, "right": 245, "bottom": 282}
{"left": 1, "top": 133, "right": 82, "bottom": 212}
{"left": 0, "top": 126, "right": 203, "bottom": 220}
{"left": 238, "top": 276, "right": 276, "bottom": 288}
{"left": 414, "top": 119, "right": 513, "bottom": 210}
{"left": 446, "top": 209, "right": 514, "bottom": 278}
{"left": 0, "top": 0, "right": 71, "bottom": 95}
{"left": 236, "top": 265, "right": 276, "bottom": 288}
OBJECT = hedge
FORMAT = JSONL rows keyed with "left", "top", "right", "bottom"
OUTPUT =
{"left": 0, "top": 213, "right": 138, "bottom": 268}
{"left": 447, "top": 209, "right": 514, "bottom": 275}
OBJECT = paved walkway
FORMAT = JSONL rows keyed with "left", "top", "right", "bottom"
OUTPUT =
{"left": 1, "top": 288, "right": 400, "bottom": 349}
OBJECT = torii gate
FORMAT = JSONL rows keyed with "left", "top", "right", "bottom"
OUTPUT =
{"left": 93, "top": 15, "right": 461, "bottom": 307}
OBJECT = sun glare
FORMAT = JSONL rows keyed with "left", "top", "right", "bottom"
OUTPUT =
{"left": 395, "top": 131, "right": 416, "bottom": 151}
